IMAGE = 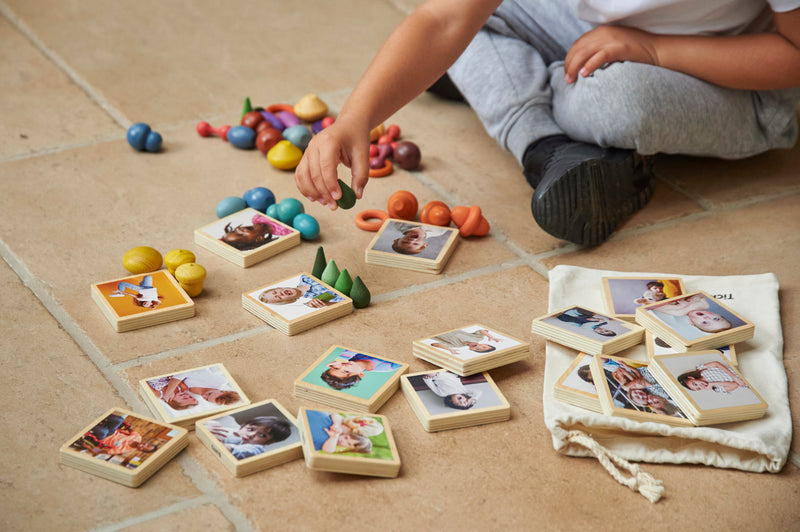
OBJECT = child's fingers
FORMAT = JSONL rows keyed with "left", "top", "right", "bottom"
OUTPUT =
{"left": 349, "top": 143, "right": 370, "bottom": 199}
{"left": 314, "top": 149, "right": 343, "bottom": 209}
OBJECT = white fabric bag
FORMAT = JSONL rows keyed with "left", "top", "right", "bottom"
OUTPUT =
{"left": 542, "top": 266, "right": 792, "bottom": 501}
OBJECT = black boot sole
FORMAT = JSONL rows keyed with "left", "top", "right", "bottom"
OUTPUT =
{"left": 531, "top": 152, "right": 654, "bottom": 247}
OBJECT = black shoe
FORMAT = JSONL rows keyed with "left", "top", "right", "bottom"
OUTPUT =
{"left": 426, "top": 73, "right": 466, "bottom": 102}
{"left": 527, "top": 140, "right": 654, "bottom": 247}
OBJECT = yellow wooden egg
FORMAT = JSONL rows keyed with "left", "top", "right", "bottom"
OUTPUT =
{"left": 122, "top": 246, "right": 162, "bottom": 274}
{"left": 293, "top": 93, "right": 329, "bottom": 122}
{"left": 267, "top": 140, "right": 304, "bottom": 170}
{"left": 164, "top": 248, "right": 196, "bottom": 275}
{"left": 369, "top": 123, "right": 385, "bottom": 143}
{"left": 174, "top": 262, "right": 206, "bottom": 297}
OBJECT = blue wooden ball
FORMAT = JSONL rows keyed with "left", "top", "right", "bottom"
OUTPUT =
{"left": 127, "top": 122, "right": 162, "bottom": 152}
{"left": 243, "top": 186, "right": 276, "bottom": 212}
{"left": 276, "top": 198, "right": 304, "bottom": 224}
{"left": 265, "top": 203, "right": 280, "bottom": 219}
{"left": 227, "top": 125, "right": 256, "bottom": 149}
{"left": 216, "top": 196, "right": 247, "bottom": 218}
{"left": 292, "top": 213, "right": 320, "bottom": 240}
{"left": 282, "top": 125, "right": 312, "bottom": 151}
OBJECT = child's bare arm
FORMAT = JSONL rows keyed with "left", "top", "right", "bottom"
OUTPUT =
{"left": 295, "top": 0, "right": 501, "bottom": 209}
{"left": 565, "top": 8, "right": 800, "bottom": 90}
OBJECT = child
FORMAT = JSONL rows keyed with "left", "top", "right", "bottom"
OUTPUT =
{"left": 294, "top": 0, "right": 800, "bottom": 247}
{"left": 83, "top": 425, "right": 158, "bottom": 456}
{"left": 628, "top": 388, "right": 685, "bottom": 418}
{"left": 148, "top": 368, "right": 242, "bottom": 411}
{"left": 652, "top": 294, "right": 732, "bottom": 333}
{"left": 219, "top": 213, "right": 293, "bottom": 251}
{"left": 429, "top": 328, "right": 500, "bottom": 356}
{"left": 556, "top": 308, "right": 616, "bottom": 337}
{"left": 390, "top": 222, "right": 451, "bottom": 255}
{"left": 206, "top": 415, "right": 292, "bottom": 459}
{"left": 108, "top": 274, "right": 162, "bottom": 309}
{"left": 320, "top": 350, "right": 403, "bottom": 390}
{"left": 258, "top": 274, "right": 343, "bottom": 308}
{"left": 677, "top": 360, "right": 748, "bottom": 394}
{"left": 422, "top": 371, "right": 481, "bottom": 410}
{"left": 306, "top": 411, "right": 374, "bottom": 454}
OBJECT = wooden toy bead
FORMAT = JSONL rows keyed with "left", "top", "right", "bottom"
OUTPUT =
{"left": 241, "top": 111, "right": 265, "bottom": 129}
{"left": 267, "top": 140, "right": 303, "bottom": 170}
{"left": 370, "top": 143, "right": 392, "bottom": 169}
{"left": 216, "top": 196, "right": 247, "bottom": 218}
{"left": 420, "top": 200, "right": 451, "bottom": 226}
{"left": 227, "top": 126, "right": 256, "bottom": 149}
{"left": 293, "top": 94, "right": 329, "bottom": 122}
{"left": 196, "top": 121, "right": 231, "bottom": 140}
{"left": 451, "top": 205, "right": 490, "bottom": 237}
{"left": 256, "top": 127, "right": 283, "bottom": 154}
{"left": 266, "top": 104, "right": 295, "bottom": 114}
{"left": 122, "top": 246, "right": 162, "bottom": 274}
{"left": 127, "top": 123, "right": 162, "bottom": 152}
{"left": 369, "top": 124, "right": 385, "bottom": 143}
{"left": 164, "top": 249, "right": 196, "bottom": 275}
{"left": 276, "top": 110, "right": 300, "bottom": 129}
{"left": 259, "top": 111, "right": 285, "bottom": 131}
{"left": 393, "top": 141, "right": 421, "bottom": 170}
{"left": 292, "top": 213, "right": 320, "bottom": 240}
{"left": 386, "top": 190, "right": 418, "bottom": 220}
{"left": 175, "top": 263, "right": 206, "bottom": 297}
{"left": 282, "top": 125, "right": 312, "bottom": 151}
{"left": 377, "top": 124, "right": 401, "bottom": 145}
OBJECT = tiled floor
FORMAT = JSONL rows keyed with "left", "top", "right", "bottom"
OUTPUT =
{"left": 2, "top": 1, "right": 798, "bottom": 530}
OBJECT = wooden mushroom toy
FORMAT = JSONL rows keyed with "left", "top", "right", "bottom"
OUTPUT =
{"left": 174, "top": 263, "right": 206, "bottom": 297}
{"left": 451, "top": 205, "right": 490, "bottom": 237}
{"left": 386, "top": 190, "right": 418, "bottom": 220}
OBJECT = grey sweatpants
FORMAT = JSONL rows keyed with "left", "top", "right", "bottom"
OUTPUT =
{"left": 448, "top": 0, "right": 800, "bottom": 163}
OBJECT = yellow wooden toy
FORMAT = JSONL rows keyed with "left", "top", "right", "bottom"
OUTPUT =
{"left": 175, "top": 263, "right": 206, "bottom": 297}
{"left": 164, "top": 249, "right": 196, "bottom": 275}
{"left": 267, "top": 140, "right": 303, "bottom": 170}
{"left": 122, "top": 246, "right": 162, "bottom": 274}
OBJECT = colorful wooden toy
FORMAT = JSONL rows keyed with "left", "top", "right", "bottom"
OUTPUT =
{"left": 293, "top": 94, "right": 329, "bottom": 122}
{"left": 164, "top": 249, "right": 196, "bottom": 275}
{"left": 122, "top": 246, "right": 162, "bottom": 274}
{"left": 420, "top": 200, "right": 451, "bottom": 226}
{"left": 275, "top": 198, "right": 305, "bottom": 224}
{"left": 320, "top": 260, "right": 340, "bottom": 286}
{"left": 196, "top": 121, "right": 231, "bottom": 140}
{"left": 256, "top": 127, "right": 283, "bottom": 154}
{"left": 377, "top": 124, "right": 401, "bottom": 145}
{"left": 386, "top": 190, "right": 418, "bottom": 220}
{"left": 259, "top": 110, "right": 285, "bottom": 131}
{"left": 369, "top": 159, "right": 393, "bottom": 177}
{"left": 350, "top": 276, "right": 371, "bottom": 308}
{"left": 242, "top": 96, "right": 253, "bottom": 116}
{"left": 267, "top": 140, "right": 303, "bottom": 170}
{"left": 451, "top": 205, "right": 490, "bottom": 237}
{"left": 312, "top": 246, "right": 327, "bottom": 278}
{"left": 282, "top": 125, "right": 312, "bottom": 151}
{"left": 369, "top": 123, "right": 386, "bottom": 143}
{"left": 354, "top": 209, "right": 389, "bottom": 232}
{"left": 312, "top": 116, "right": 335, "bottom": 133}
{"left": 127, "top": 123, "right": 162, "bottom": 152}
{"left": 292, "top": 212, "right": 320, "bottom": 240}
{"left": 276, "top": 110, "right": 301, "bottom": 129}
{"left": 174, "top": 263, "right": 206, "bottom": 297}
{"left": 243, "top": 186, "right": 276, "bottom": 212}
{"left": 227, "top": 125, "right": 257, "bottom": 149}
{"left": 334, "top": 269, "right": 353, "bottom": 296}
{"left": 393, "top": 141, "right": 421, "bottom": 170}
{"left": 336, "top": 179, "right": 357, "bottom": 210}
{"left": 216, "top": 196, "right": 247, "bottom": 218}
{"left": 241, "top": 111, "right": 265, "bottom": 130}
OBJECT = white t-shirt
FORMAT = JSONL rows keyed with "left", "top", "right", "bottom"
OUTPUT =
{"left": 578, "top": 0, "right": 800, "bottom": 35}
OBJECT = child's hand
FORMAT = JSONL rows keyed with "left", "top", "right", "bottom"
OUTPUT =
{"left": 304, "top": 298, "right": 330, "bottom": 308}
{"left": 564, "top": 25, "right": 658, "bottom": 83}
{"left": 294, "top": 121, "right": 371, "bottom": 210}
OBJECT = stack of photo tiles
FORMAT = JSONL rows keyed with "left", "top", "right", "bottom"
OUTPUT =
{"left": 297, "top": 407, "right": 401, "bottom": 478}
{"left": 242, "top": 272, "right": 353, "bottom": 336}
{"left": 635, "top": 291, "right": 755, "bottom": 352}
{"left": 91, "top": 270, "right": 195, "bottom": 332}
{"left": 138, "top": 363, "right": 250, "bottom": 429}
{"left": 589, "top": 354, "right": 694, "bottom": 427}
{"left": 645, "top": 331, "right": 738, "bottom": 368}
{"left": 552, "top": 353, "right": 603, "bottom": 414}
{"left": 293, "top": 346, "right": 409, "bottom": 414}
{"left": 194, "top": 208, "right": 301, "bottom": 268}
{"left": 364, "top": 219, "right": 459, "bottom": 274}
{"left": 59, "top": 408, "right": 188, "bottom": 487}
{"left": 601, "top": 276, "right": 687, "bottom": 322}
{"left": 412, "top": 324, "right": 530, "bottom": 376}
{"left": 194, "top": 399, "right": 303, "bottom": 477}
{"left": 401, "top": 369, "right": 511, "bottom": 432}
{"left": 648, "top": 351, "right": 767, "bottom": 425}
{"left": 531, "top": 305, "right": 645, "bottom": 356}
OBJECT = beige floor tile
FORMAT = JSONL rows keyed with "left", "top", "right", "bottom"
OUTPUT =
{"left": 0, "top": 260, "right": 202, "bottom": 531}
{"left": 0, "top": 16, "right": 121, "bottom": 159}
{"left": 3, "top": 0, "right": 405, "bottom": 128}
{"left": 118, "top": 504, "right": 235, "bottom": 532}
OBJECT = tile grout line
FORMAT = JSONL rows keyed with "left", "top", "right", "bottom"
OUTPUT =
{"left": 0, "top": 2, "right": 131, "bottom": 129}
{"left": 0, "top": 241, "right": 253, "bottom": 530}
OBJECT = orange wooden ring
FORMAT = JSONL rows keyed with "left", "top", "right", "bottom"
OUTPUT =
{"left": 266, "top": 103, "right": 295, "bottom": 114}
{"left": 369, "top": 159, "right": 393, "bottom": 177}
{"left": 355, "top": 209, "right": 389, "bottom": 232}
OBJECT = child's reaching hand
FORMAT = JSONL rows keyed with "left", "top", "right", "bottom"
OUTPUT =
{"left": 294, "top": 118, "right": 371, "bottom": 210}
